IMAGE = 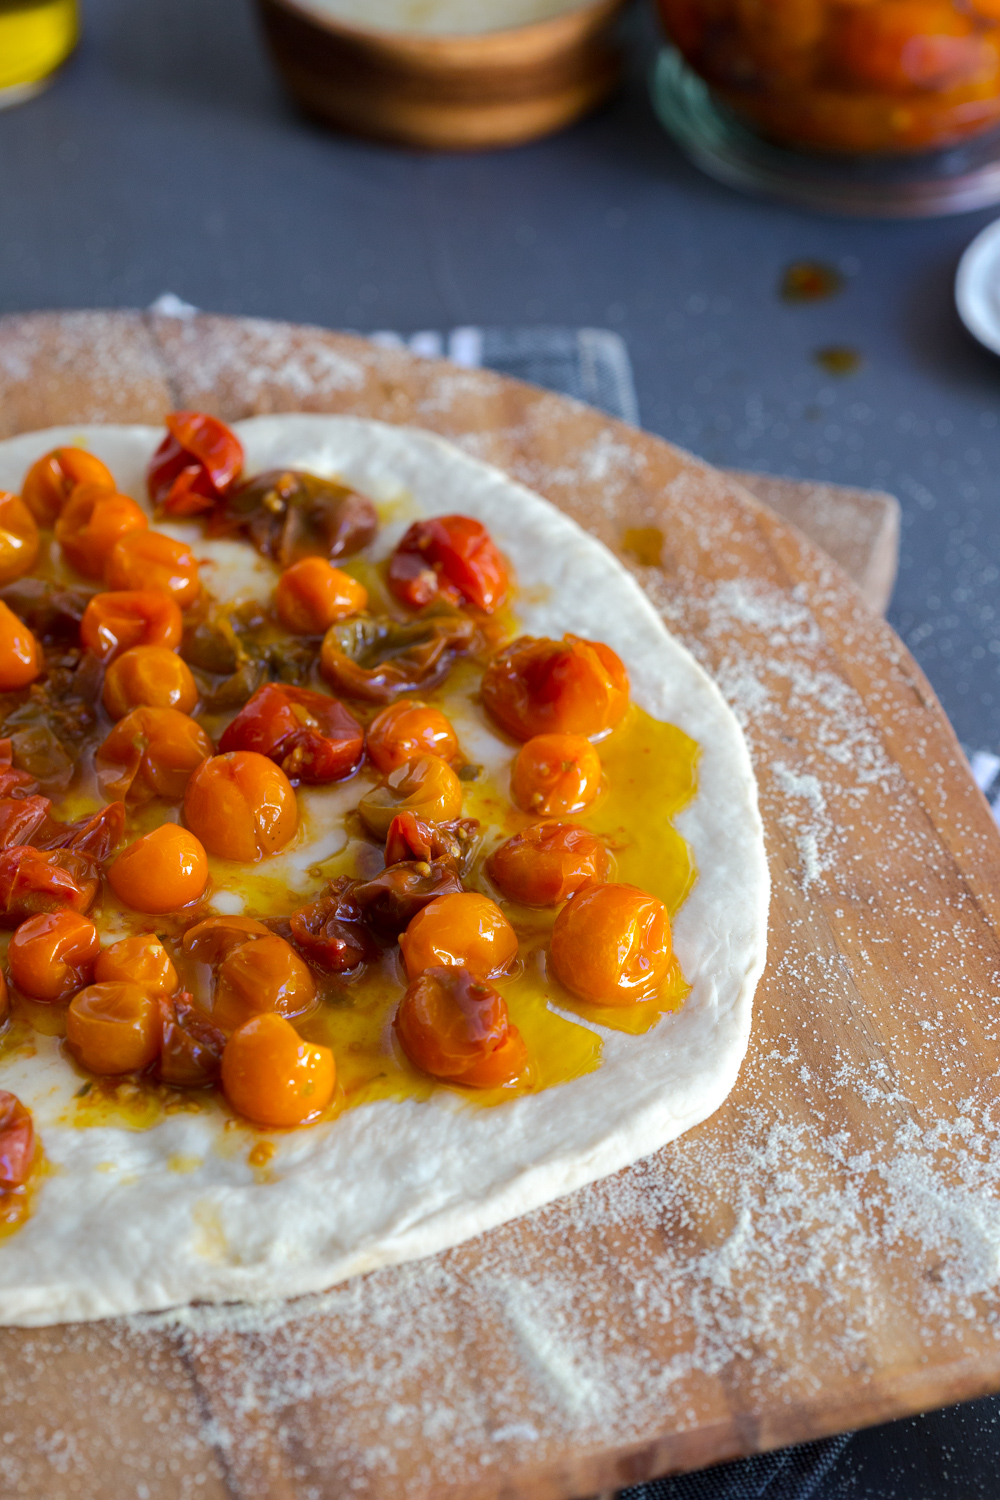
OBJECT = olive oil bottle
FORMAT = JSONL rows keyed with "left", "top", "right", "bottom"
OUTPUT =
{"left": 0, "top": 0, "right": 77, "bottom": 106}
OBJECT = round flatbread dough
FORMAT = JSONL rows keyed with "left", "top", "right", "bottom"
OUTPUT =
{"left": 0, "top": 416, "right": 769, "bottom": 1327}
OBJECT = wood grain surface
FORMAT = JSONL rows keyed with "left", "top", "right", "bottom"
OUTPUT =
{"left": 0, "top": 309, "right": 998, "bottom": 1500}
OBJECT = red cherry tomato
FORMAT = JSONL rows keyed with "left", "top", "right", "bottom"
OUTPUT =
{"left": 481, "top": 634, "right": 629, "bottom": 742}
{"left": 288, "top": 885, "right": 376, "bottom": 973}
{"left": 0, "top": 846, "right": 98, "bottom": 923}
{"left": 394, "top": 966, "right": 527, "bottom": 1088}
{"left": 218, "top": 683, "right": 364, "bottom": 784}
{"left": 147, "top": 412, "right": 244, "bottom": 517}
{"left": 0, "top": 1091, "right": 35, "bottom": 1191}
{"left": 387, "top": 515, "right": 509, "bottom": 614}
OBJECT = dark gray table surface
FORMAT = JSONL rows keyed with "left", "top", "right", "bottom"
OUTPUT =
{"left": 2, "top": 0, "right": 1000, "bottom": 1495}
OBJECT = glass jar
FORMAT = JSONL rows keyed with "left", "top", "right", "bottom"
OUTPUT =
{"left": 0, "top": 0, "right": 78, "bottom": 107}
{"left": 656, "top": 0, "right": 1000, "bottom": 153}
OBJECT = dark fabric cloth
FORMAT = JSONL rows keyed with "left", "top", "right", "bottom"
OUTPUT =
{"left": 619, "top": 1436, "right": 851, "bottom": 1500}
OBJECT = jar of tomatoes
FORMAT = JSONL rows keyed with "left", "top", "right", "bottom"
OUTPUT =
{"left": 656, "top": 0, "right": 1000, "bottom": 154}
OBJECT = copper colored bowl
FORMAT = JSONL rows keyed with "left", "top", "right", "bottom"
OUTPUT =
{"left": 255, "top": 0, "right": 629, "bottom": 150}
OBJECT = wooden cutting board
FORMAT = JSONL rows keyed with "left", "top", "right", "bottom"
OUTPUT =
{"left": 1, "top": 309, "right": 999, "bottom": 1500}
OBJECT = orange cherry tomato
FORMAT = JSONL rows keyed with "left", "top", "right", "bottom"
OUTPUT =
{"left": 0, "top": 601, "right": 40, "bottom": 692}
{"left": 0, "top": 1091, "right": 35, "bottom": 1190}
{"left": 107, "top": 825, "right": 209, "bottom": 914}
{"left": 394, "top": 965, "right": 527, "bottom": 1088}
{"left": 148, "top": 412, "right": 244, "bottom": 517}
{"left": 21, "top": 447, "right": 115, "bottom": 527}
{"left": 158, "top": 991, "right": 226, "bottom": 1088}
{"left": 8, "top": 909, "right": 100, "bottom": 1002}
{"left": 66, "top": 982, "right": 162, "bottom": 1074}
{"left": 387, "top": 515, "right": 509, "bottom": 614}
{"left": 181, "top": 914, "right": 272, "bottom": 964}
{"left": 55, "top": 483, "right": 148, "bottom": 579}
{"left": 365, "top": 699, "right": 459, "bottom": 775}
{"left": 80, "top": 589, "right": 184, "bottom": 662}
{"left": 482, "top": 635, "right": 629, "bottom": 743}
{"left": 183, "top": 751, "right": 297, "bottom": 861}
{"left": 486, "top": 822, "right": 610, "bottom": 906}
{"left": 0, "top": 846, "right": 98, "bottom": 922}
{"left": 212, "top": 934, "right": 317, "bottom": 1034}
{"left": 399, "top": 891, "right": 517, "bottom": 981}
{"left": 275, "top": 557, "right": 368, "bottom": 634}
{"left": 102, "top": 646, "right": 198, "bottom": 722}
{"left": 105, "top": 530, "right": 201, "bottom": 608}
{"left": 550, "top": 882, "right": 671, "bottom": 1005}
{"left": 94, "top": 933, "right": 179, "bottom": 995}
{"left": 221, "top": 1012, "right": 335, "bottom": 1127}
{"left": 96, "top": 707, "right": 214, "bottom": 802}
{"left": 0, "top": 492, "right": 40, "bottom": 586}
{"left": 358, "top": 755, "right": 463, "bottom": 839}
{"left": 510, "top": 733, "right": 601, "bottom": 817}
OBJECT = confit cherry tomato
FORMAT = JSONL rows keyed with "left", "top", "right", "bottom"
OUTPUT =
{"left": 181, "top": 914, "right": 272, "bottom": 964}
{"left": 387, "top": 515, "right": 509, "bottom": 614}
{"left": 21, "top": 447, "right": 115, "bottom": 527}
{"left": 80, "top": 589, "right": 184, "bottom": 662}
{"left": 275, "top": 557, "right": 367, "bottom": 635}
{"left": 0, "top": 600, "right": 41, "bottom": 691}
{"left": 550, "top": 882, "right": 672, "bottom": 1005}
{"left": 107, "top": 825, "right": 209, "bottom": 913}
{"left": 66, "top": 982, "right": 162, "bottom": 1074}
{"left": 358, "top": 755, "right": 463, "bottom": 839}
{"left": 365, "top": 699, "right": 459, "bottom": 775}
{"left": 0, "top": 1091, "right": 35, "bottom": 1191}
{"left": 148, "top": 412, "right": 244, "bottom": 517}
{"left": 288, "top": 887, "right": 376, "bottom": 972}
{"left": 218, "top": 684, "right": 364, "bottom": 785}
{"left": 221, "top": 1012, "right": 335, "bottom": 1127}
{"left": 105, "top": 530, "right": 201, "bottom": 609}
{"left": 383, "top": 810, "right": 477, "bottom": 868}
{"left": 0, "top": 846, "right": 98, "bottom": 923}
{"left": 481, "top": 635, "right": 629, "bottom": 743}
{"left": 510, "top": 732, "right": 602, "bottom": 817}
{"left": 102, "top": 646, "right": 199, "bottom": 721}
{"left": 94, "top": 932, "right": 179, "bottom": 995}
{"left": 96, "top": 707, "right": 214, "bottom": 802}
{"left": 183, "top": 751, "right": 297, "bottom": 862}
{"left": 158, "top": 991, "right": 226, "bottom": 1088}
{"left": 320, "top": 612, "right": 476, "bottom": 703}
{"left": 55, "top": 484, "right": 148, "bottom": 579}
{"left": 399, "top": 891, "right": 517, "bottom": 982}
{"left": 394, "top": 965, "right": 527, "bottom": 1088}
{"left": 8, "top": 909, "right": 100, "bottom": 1001}
{"left": 0, "top": 493, "right": 40, "bottom": 586}
{"left": 37, "top": 801, "right": 127, "bottom": 861}
{"left": 486, "top": 823, "right": 610, "bottom": 906}
{"left": 212, "top": 933, "right": 317, "bottom": 1034}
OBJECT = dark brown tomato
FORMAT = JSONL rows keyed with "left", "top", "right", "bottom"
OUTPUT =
{"left": 219, "top": 470, "right": 377, "bottom": 566}
{"left": 218, "top": 683, "right": 364, "bottom": 784}
{"left": 0, "top": 580, "right": 93, "bottom": 648}
{"left": 158, "top": 992, "right": 227, "bottom": 1088}
{"left": 320, "top": 613, "right": 475, "bottom": 703}
{"left": 0, "top": 740, "right": 39, "bottom": 800}
{"left": 350, "top": 861, "right": 465, "bottom": 939}
{"left": 288, "top": 884, "right": 376, "bottom": 973}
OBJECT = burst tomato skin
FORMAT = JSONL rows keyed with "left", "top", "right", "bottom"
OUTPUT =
{"left": 8, "top": 909, "right": 101, "bottom": 1002}
{"left": 0, "top": 1091, "right": 35, "bottom": 1190}
{"left": 94, "top": 932, "right": 178, "bottom": 995}
{"left": 288, "top": 887, "right": 375, "bottom": 972}
{"left": 212, "top": 934, "right": 317, "bottom": 1034}
{"left": 550, "top": 882, "right": 672, "bottom": 1005}
{"left": 96, "top": 707, "right": 214, "bottom": 803}
{"left": 481, "top": 635, "right": 629, "bottom": 743}
{"left": 394, "top": 965, "right": 527, "bottom": 1088}
{"left": 80, "top": 589, "right": 183, "bottom": 662}
{"left": 106, "top": 531, "right": 201, "bottom": 608}
{"left": 107, "top": 825, "right": 209, "bottom": 914}
{"left": 486, "top": 822, "right": 610, "bottom": 906}
{"left": 21, "top": 447, "right": 115, "bottom": 527}
{"left": 275, "top": 557, "right": 367, "bottom": 634}
{"left": 221, "top": 1013, "right": 335, "bottom": 1127}
{"left": 55, "top": 484, "right": 148, "bottom": 579}
{"left": 183, "top": 752, "right": 298, "bottom": 862}
{"left": 399, "top": 891, "right": 517, "bottom": 982}
{"left": 388, "top": 516, "right": 509, "bottom": 614}
{"left": 148, "top": 413, "right": 244, "bottom": 517}
{"left": 182, "top": 915, "right": 272, "bottom": 965}
{"left": 66, "top": 982, "right": 162, "bottom": 1075}
{"left": 510, "top": 732, "right": 602, "bottom": 817}
{"left": 0, "top": 600, "right": 41, "bottom": 691}
{"left": 358, "top": 755, "right": 463, "bottom": 839}
{"left": 0, "top": 846, "right": 98, "bottom": 924}
{"left": 365, "top": 699, "right": 459, "bottom": 775}
{"left": 0, "top": 492, "right": 40, "bottom": 587}
{"left": 102, "top": 646, "right": 199, "bottom": 720}
{"left": 218, "top": 684, "right": 364, "bottom": 785}
{"left": 158, "top": 991, "right": 226, "bottom": 1088}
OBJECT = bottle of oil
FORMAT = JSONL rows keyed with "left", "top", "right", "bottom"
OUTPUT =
{"left": 0, "top": 0, "right": 78, "bottom": 108}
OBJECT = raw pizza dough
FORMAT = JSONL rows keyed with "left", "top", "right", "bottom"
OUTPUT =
{"left": 0, "top": 415, "right": 769, "bottom": 1327}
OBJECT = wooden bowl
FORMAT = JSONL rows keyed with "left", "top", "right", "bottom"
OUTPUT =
{"left": 255, "top": 0, "right": 629, "bottom": 150}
